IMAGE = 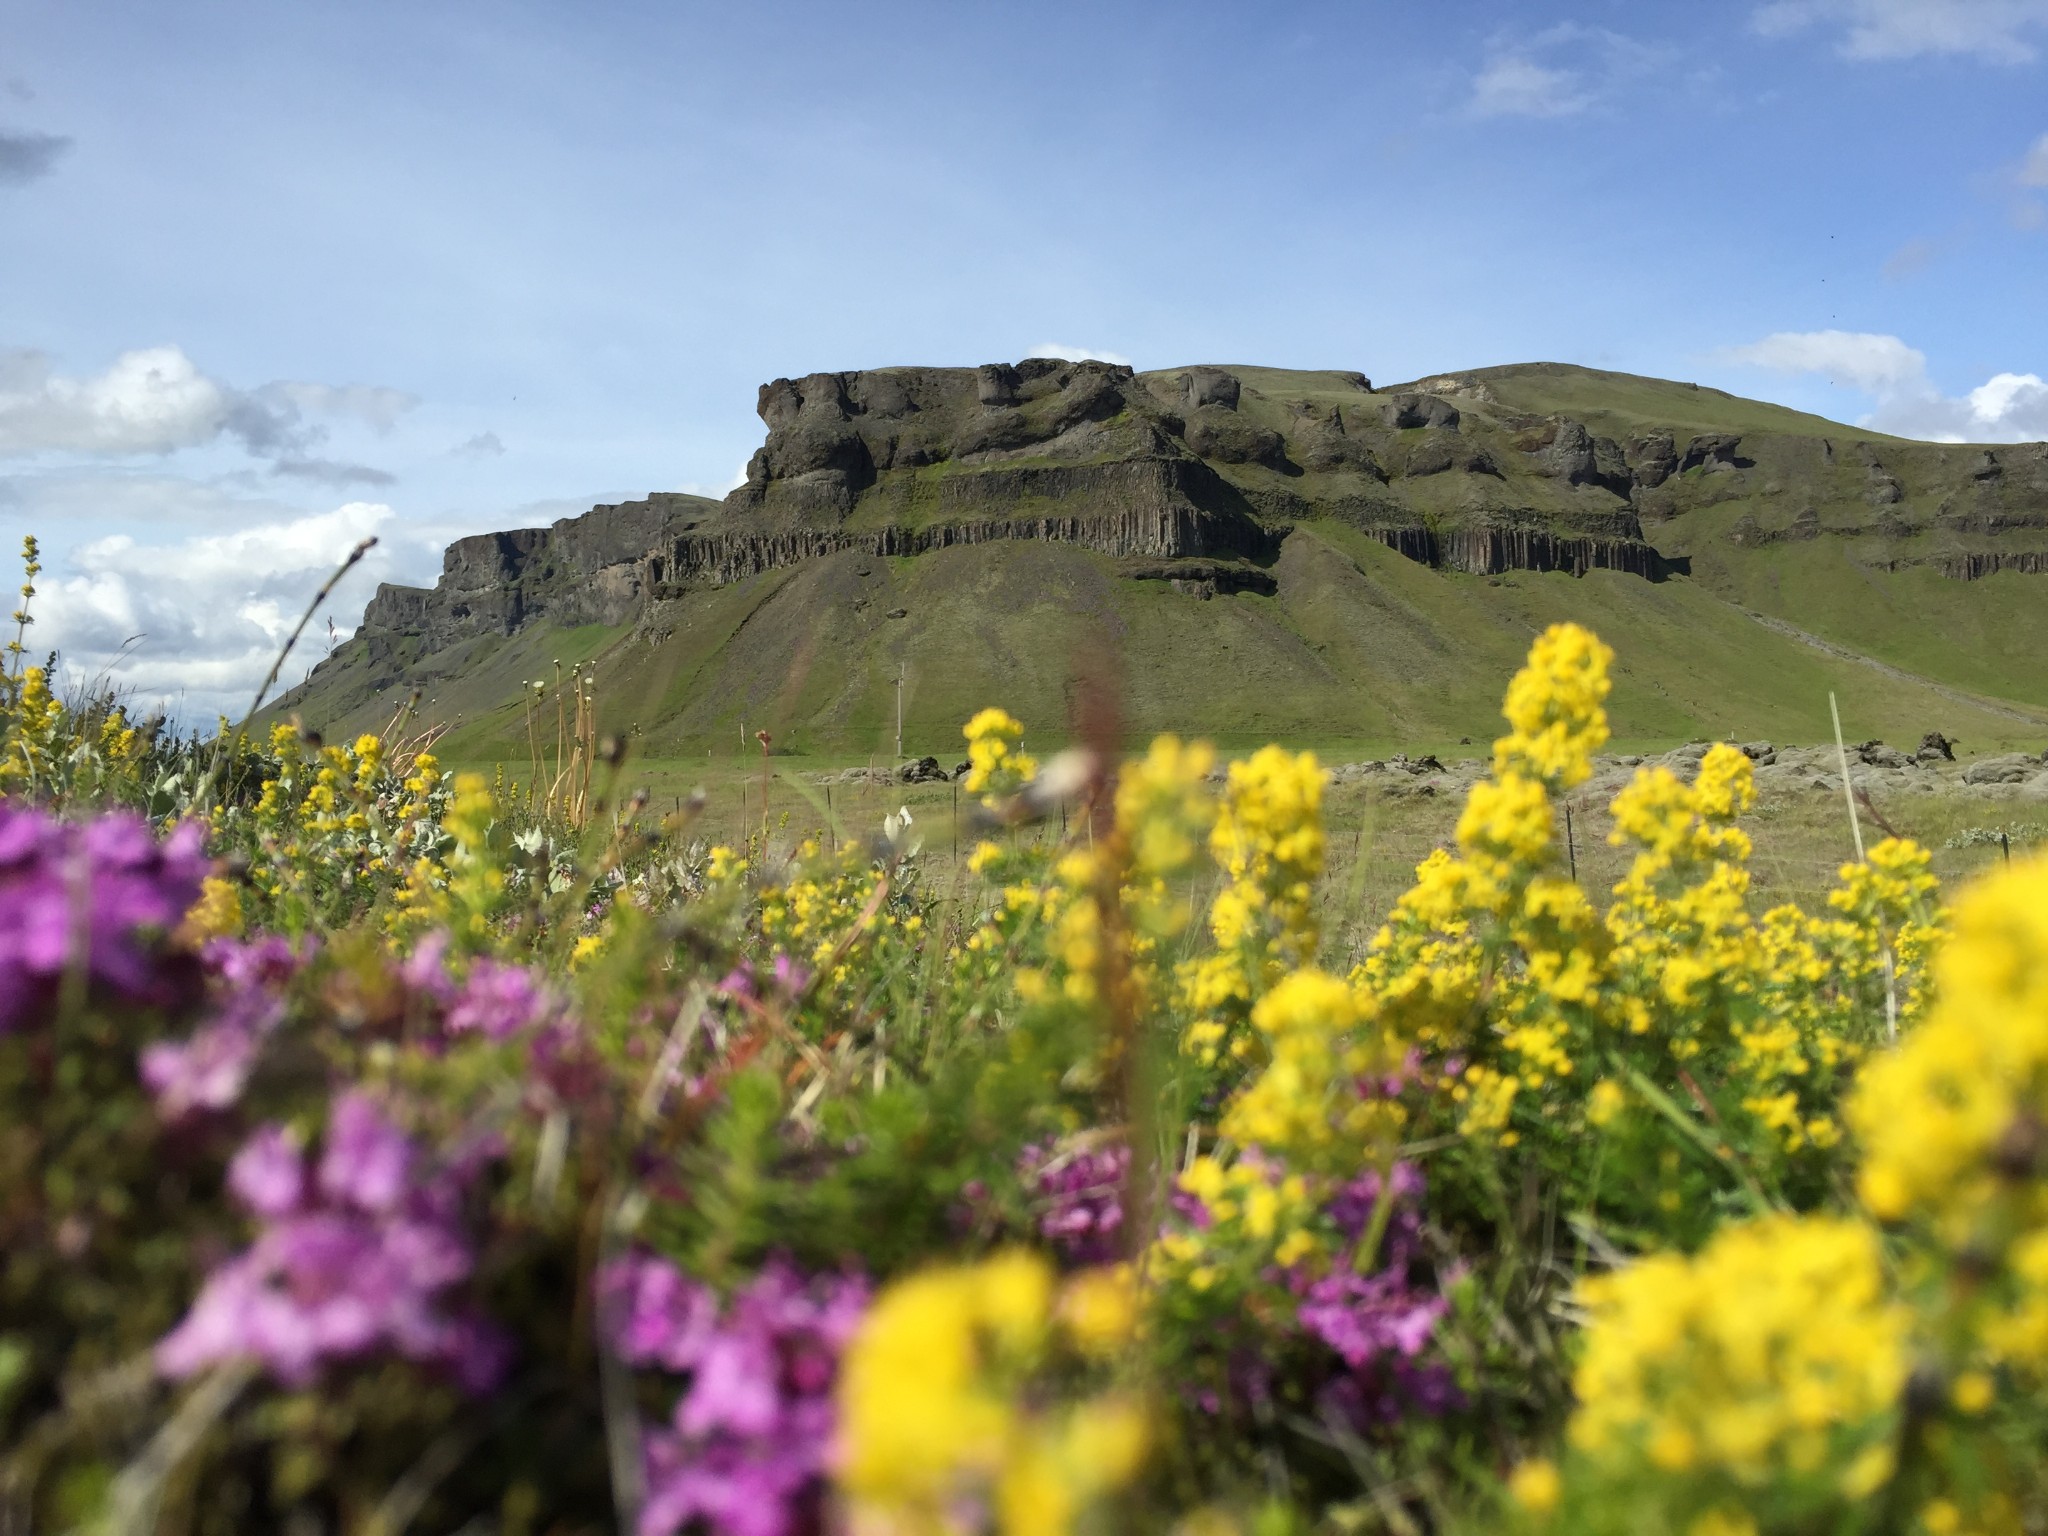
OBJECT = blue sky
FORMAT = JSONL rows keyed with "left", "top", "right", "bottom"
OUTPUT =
{"left": 3, "top": 0, "right": 2046, "bottom": 719}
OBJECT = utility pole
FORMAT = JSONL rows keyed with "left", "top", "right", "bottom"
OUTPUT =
{"left": 895, "top": 663, "right": 904, "bottom": 763}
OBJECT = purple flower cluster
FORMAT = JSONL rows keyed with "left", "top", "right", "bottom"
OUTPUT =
{"left": 1171, "top": 1155, "right": 1458, "bottom": 1428}
{"left": 1290, "top": 1163, "right": 1459, "bottom": 1424}
{"left": 1019, "top": 1139, "right": 1130, "bottom": 1265}
{"left": 157, "top": 1089, "right": 509, "bottom": 1392}
{"left": 402, "top": 932, "right": 562, "bottom": 1043}
{"left": 714, "top": 952, "right": 811, "bottom": 1006}
{"left": 140, "top": 935, "right": 302, "bottom": 1120}
{"left": 600, "top": 1251, "right": 869, "bottom": 1536}
{"left": 0, "top": 803, "right": 207, "bottom": 1035}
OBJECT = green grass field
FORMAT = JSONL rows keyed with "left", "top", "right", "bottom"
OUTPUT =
{"left": 462, "top": 737, "right": 2041, "bottom": 971}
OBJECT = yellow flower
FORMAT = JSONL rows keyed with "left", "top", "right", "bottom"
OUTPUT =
{"left": 1587, "top": 1078, "right": 1627, "bottom": 1128}
{"left": 183, "top": 875, "right": 244, "bottom": 941}
{"left": 963, "top": 707, "right": 1037, "bottom": 801}
{"left": 837, "top": 1251, "right": 1146, "bottom": 1536}
{"left": 1492, "top": 622, "right": 1613, "bottom": 791}
{"left": 1567, "top": 1214, "right": 1906, "bottom": 1486}
{"left": 1058, "top": 1266, "right": 1138, "bottom": 1357}
{"left": 1507, "top": 1457, "right": 1562, "bottom": 1514}
{"left": 1951, "top": 1370, "right": 1994, "bottom": 1415}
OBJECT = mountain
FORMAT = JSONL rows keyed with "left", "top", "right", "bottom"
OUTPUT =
{"left": 276, "top": 360, "right": 2048, "bottom": 759}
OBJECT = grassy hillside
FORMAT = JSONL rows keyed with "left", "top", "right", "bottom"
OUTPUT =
{"left": 1402, "top": 362, "right": 1891, "bottom": 442}
{"left": 286, "top": 521, "right": 2046, "bottom": 765}
{"left": 275, "top": 360, "right": 2048, "bottom": 763}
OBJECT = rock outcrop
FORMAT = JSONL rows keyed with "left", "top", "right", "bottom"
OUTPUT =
{"left": 342, "top": 358, "right": 2045, "bottom": 679}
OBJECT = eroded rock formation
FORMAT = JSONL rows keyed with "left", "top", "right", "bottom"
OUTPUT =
{"left": 348, "top": 359, "right": 2045, "bottom": 673}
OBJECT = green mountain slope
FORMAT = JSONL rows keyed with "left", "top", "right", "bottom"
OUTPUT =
{"left": 274, "top": 360, "right": 2048, "bottom": 760}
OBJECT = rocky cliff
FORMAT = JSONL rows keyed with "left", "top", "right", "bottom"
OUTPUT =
{"left": 312, "top": 360, "right": 2048, "bottom": 743}
{"left": 359, "top": 359, "right": 2048, "bottom": 671}
{"left": 356, "top": 359, "right": 1719, "bottom": 660}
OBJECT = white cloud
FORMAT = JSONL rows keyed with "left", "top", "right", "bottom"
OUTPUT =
{"left": 1467, "top": 24, "right": 1670, "bottom": 120}
{"left": 0, "top": 346, "right": 232, "bottom": 455}
{"left": 261, "top": 381, "right": 418, "bottom": 434}
{"left": 1880, "top": 236, "right": 1940, "bottom": 279}
{"left": 675, "top": 462, "right": 750, "bottom": 499}
{"left": 1717, "top": 329, "right": 1932, "bottom": 392}
{"left": 1026, "top": 342, "right": 1134, "bottom": 367}
{"left": 0, "top": 465, "right": 314, "bottom": 533}
{"left": 1471, "top": 55, "right": 1590, "bottom": 118}
{"left": 1965, "top": 370, "right": 2048, "bottom": 428}
{"left": 33, "top": 501, "right": 408, "bottom": 723}
{"left": 2019, "top": 131, "right": 2048, "bottom": 186}
{"left": 453, "top": 430, "right": 505, "bottom": 457}
{"left": 1752, "top": 0, "right": 2048, "bottom": 62}
{"left": 1717, "top": 328, "right": 2048, "bottom": 441}
{"left": 0, "top": 344, "right": 415, "bottom": 473}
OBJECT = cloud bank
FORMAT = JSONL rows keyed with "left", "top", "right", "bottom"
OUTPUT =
{"left": 1026, "top": 342, "right": 1134, "bottom": 367}
{"left": 1467, "top": 24, "right": 1669, "bottom": 120}
{"left": 1752, "top": 0, "right": 2048, "bottom": 62}
{"left": 32, "top": 502, "right": 408, "bottom": 724}
{"left": 0, "top": 345, "right": 418, "bottom": 478}
{"left": 1718, "top": 329, "right": 2048, "bottom": 440}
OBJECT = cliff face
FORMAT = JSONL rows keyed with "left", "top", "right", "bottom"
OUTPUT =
{"left": 341, "top": 360, "right": 2046, "bottom": 697}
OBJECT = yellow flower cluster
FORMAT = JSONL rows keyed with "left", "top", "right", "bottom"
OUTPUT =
{"left": 1219, "top": 969, "right": 1402, "bottom": 1175}
{"left": 1158, "top": 1154, "right": 1322, "bottom": 1283}
{"left": 1179, "top": 745, "right": 1327, "bottom": 1067}
{"left": 0, "top": 665, "right": 64, "bottom": 791}
{"left": 1356, "top": 622, "right": 1938, "bottom": 1174}
{"left": 758, "top": 838, "right": 922, "bottom": 996}
{"left": 959, "top": 732, "right": 1213, "bottom": 1028}
{"left": 183, "top": 876, "right": 246, "bottom": 941}
{"left": 963, "top": 707, "right": 1038, "bottom": 803}
{"left": 1851, "top": 850, "right": 2048, "bottom": 1382}
{"left": 837, "top": 1251, "right": 1147, "bottom": 1536}
{"left": 391, "top": 771, "right": 502, "bottom": 944}
{"left": 1113, "top": 735, "right": 1218, "bottom": 946}
{"left": 1567, "top": 1213, "right": 1907, "bottom": 1490}
{"left": 226, "top": 725, "right": 454, "bottom": 931}
{"left": 1522, "top": 854, "right": 2048, "bottom": 1533}
{"left": 1493, "top": 621, "right": 1614, "bottom": 790}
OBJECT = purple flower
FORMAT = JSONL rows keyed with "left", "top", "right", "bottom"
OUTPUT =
{"left": 0, "top": 803, "right": 207, "bottom": 1035}
{"left": 445, "top": 958, "right": 555, "bottom": 1041}
{"left": 768, "top": 953, "right": 810, "bottom": 996}
{"left": 139, "top": 935, "right": 303, "bottom": 1120}
{"left": 399, "top": 930, "right": 457, "bottom": 1003}
{"left": 597, "top": 1251, "right": 868, "bottom": 1536}
{"left": 318, "top": 1091, "right": 414, "bottom": 1213}
{"left": 1020, "top": 1140, "right": 1129, "bottom": 1266}
{"left": 1285, "top": 1164, "right": 1459, "bottom": 1424}
{"left": 227, "top": 1126, "right": 305, "bottom": 1217}
{"left": 1294, "top": 1271, "right": 1446, "bottom": 1372}
{"left": 1170, "top": 1157, "right": 1459, "bottom": 1427}
{"left": 401, "top": 933, "right": 559, "bottom": 1044}
{"left": 601, "top": 1252, "right": 719, "bottom": 1372}
{"left": 715, "top": 954, "right": 810, "bottom": 1009}
{"left": 158, "top": 1087, "right": 507, "bottom": 1393}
